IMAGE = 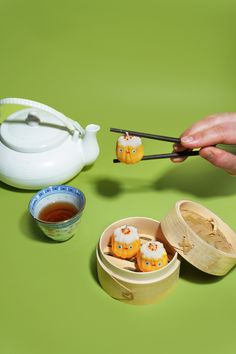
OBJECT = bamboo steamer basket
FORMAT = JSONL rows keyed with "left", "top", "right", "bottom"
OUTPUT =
{"left": 160, "top": 200, "right": 236, "bottom": 276}
{"left": 97, "top": 217, "right": 180, "bottom": 305}
{"left": 97, "top": 201, "right": 236, "bottom": 305}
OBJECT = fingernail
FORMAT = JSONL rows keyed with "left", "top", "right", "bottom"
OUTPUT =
{"left": 173, "top": 145, "right": 178, "bottom": 151}
{"left": 202, "top": 149, "right": 214, "bottom": 160}
{"left": 181, "top": 136, "right": 194, "bottom": 143}
{"left": 204, "top": 153, "right": 213, "bottom": 160}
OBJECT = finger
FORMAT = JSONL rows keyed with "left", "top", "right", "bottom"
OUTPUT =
{"left": 171, "top": 144, "right": 192, "bottom": 163}
{"left": 181, "top": 113, "right": 236, "bottom": 137}
{"left": 200, "top": 146, "right": 236, "bottom": 174}
{"left": 180, "top": 123, "right": 236, "bottom": 148}
{"left": 173, "top": 143, "right": 187, "bottom": 152}
{"left": 171, "top": 156, "right": 188, "bottom": 163}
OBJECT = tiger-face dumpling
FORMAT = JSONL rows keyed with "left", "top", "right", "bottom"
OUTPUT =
{"left": 137, "top": 241, "right": 168, "bottom": 272}
{"left": 116, "top": 133, "right": 144, "bottom": 164}
{"left": 111, "top": 225, "right": 140, "bottom": 259}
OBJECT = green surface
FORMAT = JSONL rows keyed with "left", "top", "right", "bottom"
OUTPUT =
{"left": 1, "top": 1, "right": 236, "bottom": 353}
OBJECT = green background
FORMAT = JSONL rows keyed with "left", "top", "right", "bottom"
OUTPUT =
{"left": 1, "top": 1, "right": 236, "bottom": 353}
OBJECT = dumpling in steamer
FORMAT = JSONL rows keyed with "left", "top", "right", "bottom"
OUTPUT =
{"left": 137, "top": 241, "right": 168, "bottom": 272}
{"left": 116, "top": 133, "right": 144, "bottom": 164}
{"left": 111, "top": 225, "right": 140, "bottom": 259}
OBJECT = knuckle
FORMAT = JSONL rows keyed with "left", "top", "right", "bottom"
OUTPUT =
{"left": 212, "top": 125, "right": 226, "bottom": 140}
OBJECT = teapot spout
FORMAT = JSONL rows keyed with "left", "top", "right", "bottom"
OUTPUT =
{"left": 82, "top": 124, "right": 100, "bottom": 165}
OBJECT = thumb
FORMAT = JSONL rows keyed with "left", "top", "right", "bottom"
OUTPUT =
{"left": 200, "top": 146, "right": 236, "bottom": 175}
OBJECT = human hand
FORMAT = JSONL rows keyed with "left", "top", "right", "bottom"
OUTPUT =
{"left": 172, "top": 113, "right": 236, "bottom": 175}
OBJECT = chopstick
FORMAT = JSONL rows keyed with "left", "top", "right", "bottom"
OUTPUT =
{"left": 113, "top": 150, "right": 199, "bottom": 163}
{"left": 110, "top": 128, "right": 180, "bottom": 143}
{"left": 110, "top": 127, "right": 200, "bottom": 162}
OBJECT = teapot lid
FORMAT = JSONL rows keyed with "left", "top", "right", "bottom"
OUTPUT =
{"left": 0, "top": 108, "right": 71, "bottom": 153}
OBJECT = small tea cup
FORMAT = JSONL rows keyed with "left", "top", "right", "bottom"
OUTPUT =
{"left": 29, "top": 185, "right": 86, "bottom": 242}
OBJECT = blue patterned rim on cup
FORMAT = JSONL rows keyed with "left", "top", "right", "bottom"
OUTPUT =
{"left": 29, "top": 185, "right": 86, "bottom": 241}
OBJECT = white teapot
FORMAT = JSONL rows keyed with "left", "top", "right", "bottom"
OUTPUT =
{"left": 0, "top": 98, "right": 100, "bottom": 189}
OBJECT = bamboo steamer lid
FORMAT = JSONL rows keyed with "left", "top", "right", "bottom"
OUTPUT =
{"left": 160, "top": 200, "right": 236, "bottom": 276}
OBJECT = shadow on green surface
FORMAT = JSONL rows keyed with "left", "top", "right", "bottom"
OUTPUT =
{"left": 95, "top": 177, "right": 124, "bottom": 197}
{"left": 19, "top": 211, "right": 55, "bottom": 243}
{"left": 94, "top": 159, "right": 236, "bottom": 198}
{"left": 92, "top": 175, "right": 151, "bottom": 198}
{"left": 82, "top": 164, "right": 95, "bottom": 172}
{"left": 90, "top": 247, "right": 100, "bottom": 286}
{"left": 0, "top": 181, "right": 34, "bottom": 193}
{"left": 179, "top": 258, "right": 222, "bottom": 284}
{"left": 153, "top": 159, "right": 236, "bottom": 198}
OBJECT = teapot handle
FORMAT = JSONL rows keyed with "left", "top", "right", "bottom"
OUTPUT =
{"left": 0, "top": 97, "right": 85, "bottom": 136}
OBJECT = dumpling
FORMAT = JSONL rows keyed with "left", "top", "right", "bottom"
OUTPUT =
{"left": 136, "top": 241, "right": 168, "bottom": 272}
{"left": 116, "top": 133, "right": 144, "bottom": 164}
{"left": 111, "top": 225, "right": 140, "bottom": 259}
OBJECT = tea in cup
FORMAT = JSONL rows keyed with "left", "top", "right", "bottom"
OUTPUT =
{"left": 29, "top": 185, "right": 86, "bottom": 241}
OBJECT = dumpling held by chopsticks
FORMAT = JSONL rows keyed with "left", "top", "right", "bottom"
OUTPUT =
{"left": 116, "top": 133, "right": 144, "bottom": 164}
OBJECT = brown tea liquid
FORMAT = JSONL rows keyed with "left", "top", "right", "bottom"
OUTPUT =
{"left": 38, "top": 201, "right": 79, "bottom": 222}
